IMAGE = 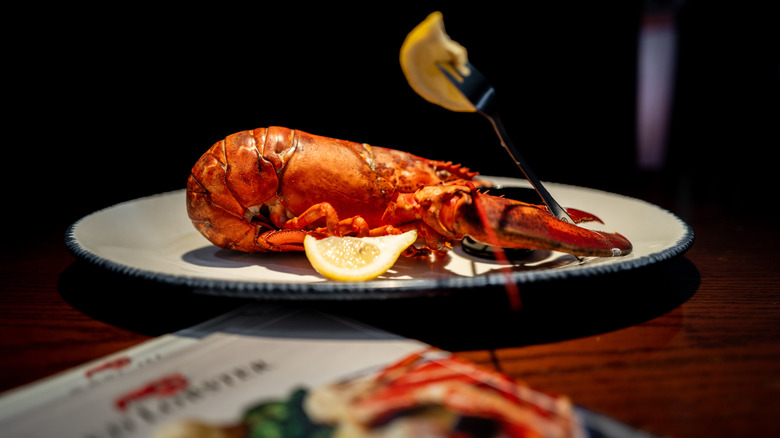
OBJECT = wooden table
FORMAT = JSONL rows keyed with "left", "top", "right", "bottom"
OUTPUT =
{"left": 1, "top": 180, "right": 778, "bottom": 438}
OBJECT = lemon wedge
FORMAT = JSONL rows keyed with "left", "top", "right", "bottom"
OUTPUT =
{"left": 303, "top": 230, "right": 418, "bottom": 282}
{"left": 400, "top": 11, "right": 475, "bottom": 112}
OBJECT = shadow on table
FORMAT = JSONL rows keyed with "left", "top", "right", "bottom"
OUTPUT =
{"left": 322, "top": 256, "right": 701, "bottom": 350}
{"left": 58, "top": 262, "right": 246, "bottom": 336}
{"left": 58, "top": 256, "right": 699, "bottom": 351}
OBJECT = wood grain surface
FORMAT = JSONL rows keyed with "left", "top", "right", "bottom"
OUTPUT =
{"left": 1, "top": 194, "right": 778, "bottom": 437}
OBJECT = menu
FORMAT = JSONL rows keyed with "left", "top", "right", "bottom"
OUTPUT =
{"left": 0, "top": 303, "right": 659, "bottom": 437}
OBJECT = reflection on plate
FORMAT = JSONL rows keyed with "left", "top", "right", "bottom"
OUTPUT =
{"left": 65, "top": 177, "right": 694, "bottom": 299}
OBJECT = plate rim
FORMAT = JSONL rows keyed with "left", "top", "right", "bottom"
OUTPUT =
{"left": 64, "top": 183, "right": 695, "bottom": 299}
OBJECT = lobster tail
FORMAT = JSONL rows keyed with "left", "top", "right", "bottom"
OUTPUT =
{"left": 186, "top": 128, "right": 288, "bottom": 252}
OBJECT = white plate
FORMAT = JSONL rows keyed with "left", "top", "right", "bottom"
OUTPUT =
{"left": 65, "top": 177, "right": 693, "bottom": 298}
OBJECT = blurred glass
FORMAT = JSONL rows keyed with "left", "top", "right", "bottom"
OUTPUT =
{"left": 636, "top": 0, "right": 682, "bottom": 171}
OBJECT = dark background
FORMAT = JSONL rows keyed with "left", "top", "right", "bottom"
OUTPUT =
{"left": 7, "top": 2, "right": 777, "bottom": 240}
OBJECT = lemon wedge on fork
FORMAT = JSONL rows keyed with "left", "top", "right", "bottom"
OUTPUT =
{"left": 303, "top": 230, "right": 418, "bottom": 282}
{"left": 400, "top": 11, "right": 475, "bottom": 112}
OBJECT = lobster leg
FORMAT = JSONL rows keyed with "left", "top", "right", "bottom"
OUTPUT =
{"left": 256, "top": 229, "right": 309, "bottom": 252}
{"left": 281, "top": 202, "right": 375, "bottom": 237}
{"left": 413, "top": 185, "right": 632, "bottom": 257}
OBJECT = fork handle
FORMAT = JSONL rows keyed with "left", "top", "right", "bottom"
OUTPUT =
{"left": 485, "top": 114, "right": 575, "bottom": 224}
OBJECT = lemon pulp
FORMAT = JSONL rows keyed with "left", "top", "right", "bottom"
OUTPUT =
{"left": 400, "top": 11, "right": 475, "bottom": 112}
{"left": 315, "top": 237, "right": 381, "bottom": 270}
{"left": 303, "top": 230, "right": 418, "bottom": 282}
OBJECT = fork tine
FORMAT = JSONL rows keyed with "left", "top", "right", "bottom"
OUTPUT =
{"left": 435, "top": 62, "right": 464, "bottom": 88}
{"left": 436, "top": 62, "right": 496, "bottom": 114}
{"left": 460, "top": 61, "right": 491, "bottom": 90}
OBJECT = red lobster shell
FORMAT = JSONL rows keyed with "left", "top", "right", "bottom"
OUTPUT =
{"left": 186, "top": 126, "right": 631, "bottom": 257}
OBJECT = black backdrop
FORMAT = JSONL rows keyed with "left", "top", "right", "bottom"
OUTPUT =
{"left": 8, "top": 2, "right": 777, "bottom": 240}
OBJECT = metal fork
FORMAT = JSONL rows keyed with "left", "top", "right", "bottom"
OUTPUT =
{"left": 437, "top": 62, "right": 574, "bottom": 224}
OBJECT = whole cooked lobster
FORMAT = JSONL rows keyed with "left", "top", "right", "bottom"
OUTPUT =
{"left": 186, "top": 126, "right": 631, "bottom": 257}
{"left": 304, "top": 349, "right": 583, "bottom": 436}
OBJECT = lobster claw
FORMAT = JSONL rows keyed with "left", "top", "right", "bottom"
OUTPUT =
{"left": 415, "top": 185, "right": 632, "bottom": 258}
